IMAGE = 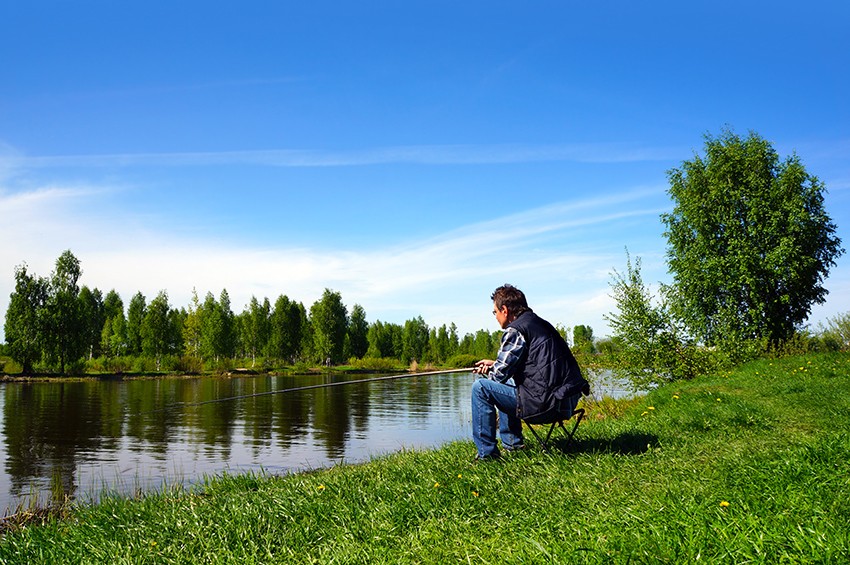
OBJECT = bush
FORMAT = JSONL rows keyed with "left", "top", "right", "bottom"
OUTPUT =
{"left": 204, "top": 358, "right": 234, "bottom": 374}
{"left": 820, "top": 311, "right": 850, "bottom": 351}
{"left": 446, "top": 353, "right": 477, "bottom": 369}
{"left": 347, "top": 357, "right": 403, "bottom": 371}
{"left": 176, "top": 355, "right": 204, "bottom": 374}
{"left": 67, "top": 359, "right": 87, "bottom": 376}
{"left": 132, "top": 357, "right": 159, "bottom": 373}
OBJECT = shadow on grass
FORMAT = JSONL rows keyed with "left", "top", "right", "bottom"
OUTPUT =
{"left": 548, "top": 432, "right": 660, "bottom": 456}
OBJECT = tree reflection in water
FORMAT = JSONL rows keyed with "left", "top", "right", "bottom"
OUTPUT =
{"left": 0, "top": 372, "right": 473, "bottom": 511}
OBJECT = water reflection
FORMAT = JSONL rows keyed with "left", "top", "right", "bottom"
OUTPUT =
{"left": 0, "top": 372, "right": 474, "bottom": 512}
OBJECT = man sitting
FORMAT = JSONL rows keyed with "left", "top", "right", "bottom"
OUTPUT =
{"left": 472, "top": 284, "right": 589, "bottom": 460}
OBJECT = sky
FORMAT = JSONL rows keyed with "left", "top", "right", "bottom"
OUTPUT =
{"left": 1, "top": 1, "right": 849, "bottom": 342}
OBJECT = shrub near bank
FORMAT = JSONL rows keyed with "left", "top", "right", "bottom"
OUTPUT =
{"left": 1, "top": 353, "right": 848, "bottom": 563}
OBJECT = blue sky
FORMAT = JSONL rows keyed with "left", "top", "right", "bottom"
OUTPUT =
{"left": 1, "top": 1, "right": 849, "bottom": 341}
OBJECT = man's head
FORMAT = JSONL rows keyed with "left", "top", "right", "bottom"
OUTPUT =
{"left": 491, "top": 284, "right": 530, "bottom": 329}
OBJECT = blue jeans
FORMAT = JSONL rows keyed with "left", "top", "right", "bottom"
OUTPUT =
{"left": 471, "top": 377, "right": 524, "bottom": 458}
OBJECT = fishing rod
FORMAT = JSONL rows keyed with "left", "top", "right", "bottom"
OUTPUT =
{"left": 110, "top": 367, "right": 476, "bottom": 423}
{"left": 178, "top": 366, "right": 476, "bottom": 409}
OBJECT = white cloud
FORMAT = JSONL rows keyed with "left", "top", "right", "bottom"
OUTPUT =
{"left": 3, "top": 173, "right": 845, "bottom": 345}
{"left": 0, "top": 181, "right": 669, "bottom": 341}
{"left": 2, "top": 142, "right": 683, "bottom": 170}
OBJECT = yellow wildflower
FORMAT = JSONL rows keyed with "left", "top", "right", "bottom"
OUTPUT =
{"left": 720, "top": 501, "right": 730, "bottom": 508}
{"left": 317, "top": 485, "right": 326, "bottom": 491}
{"left": 434, "top": 482, "right": 440, "bottom": 488}
{"left": 472, "top": 491, "right": 479, "bottom": 497}
{"left": 672, "top": 395, "right": 680, "bottom": 399}
{"left": 647, "top": 406, "right": 655, "bottom": 410}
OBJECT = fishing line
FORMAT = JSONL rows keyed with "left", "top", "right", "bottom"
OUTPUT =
{"left": 181, "top": 367, "right": 475, "bottom": 409}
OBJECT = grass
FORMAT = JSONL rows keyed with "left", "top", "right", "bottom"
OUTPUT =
{"left": 1, "top": 353, "right": 849, "bottom": 563}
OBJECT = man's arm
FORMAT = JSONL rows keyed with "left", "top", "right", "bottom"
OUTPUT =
{"left": 473, "top": 327, "right": 526, "bottom": 384}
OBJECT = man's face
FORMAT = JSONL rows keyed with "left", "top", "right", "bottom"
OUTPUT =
{"left": 493, "top": 302, "right": 510, "bottom": 329}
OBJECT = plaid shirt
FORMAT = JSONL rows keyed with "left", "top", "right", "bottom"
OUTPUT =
{"left": 488, "top": 327, "right": 526, "bottom": 384}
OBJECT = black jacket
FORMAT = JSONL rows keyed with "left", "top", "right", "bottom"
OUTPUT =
{"left": 507, "top": 311, "right": 589, "bottom": 424}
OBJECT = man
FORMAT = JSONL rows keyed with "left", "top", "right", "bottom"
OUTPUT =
{"left": 471, "top": 284, "right": 589, "bottom": 460}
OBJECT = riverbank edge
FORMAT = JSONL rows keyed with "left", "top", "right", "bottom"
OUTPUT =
{"left": 1, "top": 352, "right": 848, "bottom": 562}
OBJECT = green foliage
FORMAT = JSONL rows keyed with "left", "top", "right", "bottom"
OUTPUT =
{"left": 347, "top": 304, "right": 369, "bottom": 359}
{"left": 141, "top": 290, "right": 180, "bottom": 370}
{"left": 428, "top": 323, "right": 459, "bottom": 363}
{"left": 199, "top": 290, "right": 236, "bottom": 361}
{"left": 238, "top": 296, "right": 271, "bottom": 366}
{"left": 77, "top": 286, "right": 105, "bottom": 359}
{"left": 101, "top": 312, "right": 128, "bottom": 358}
{"left": 126, "top": 291, "right": 146, "bottom": 356}
{"left": 366, "top": 320, "right": 402, "bottom": 359}
{"left": 346, "top": 356, "right": 403, "bottom": 371}
{"left": 457, "top": 329, "right": 499, "bottom": 358}
{"left": 41, "top": 250, "right": 87, "bottom": 374}
{"left": 606, "top": 253, "right": 716, "bottom": 389}
{"left": 177, "top": 355, "right": 204, "bottom": 374}
{"left": 820, "top": 311, "right": 850, "bottom": 351}
{"left": 267, "top": 295, "right": 305, "bottom": 363}
{"left": 310, "top": 288, "right": 348, "bottom": 364}
{"left": 402, "top": 316, "right": 429, "bottom": 363}
{"left": 662, "top": 128, "right": 844, "bottom": 346}
{"left": 446, "top": 353, "right": 477, "bottom": 368}
{"left": 182, "top": 289, "right": 202, "bottom": 358}
{"left": 572, "top": 324, "right": 595, "bottom": 355}
{"left": 4, "top": 263, "right": 49, "bottom": 374}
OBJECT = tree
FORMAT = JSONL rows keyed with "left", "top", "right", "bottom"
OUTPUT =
{"left": 366, "top": 320, "right": 395, "bottom": 359}
{"left": 241, "top": 296, "right": 270, "bottom": 366}
{"left": 310, "top": 289, "right": 348, "bottom": 365}
{"left": 347, "top": 304, "right": 369, "bottom": 359}
{"left": 401, "top": 316, "right": 429, "bottom": 363}
{"left": 182, "top": 288, "right": 202, "bottom": 358}
{"left": 101, "top": 311, "right": 128, "bottom": 357}
{"left": 43, "top": 250, "right": 85, "bottom": 373}
{"left": 267, "top": 295, "right": 305, "bottom": 363}
{"left": 141, "top": 290, "right": 174, "bottom": 369}
{"left": 200, "top": 292, "right": 222, "bottom": 361}
{"left": 217, "top": 289, "right": 236, "bottom": 359}
{"left": 662, "top": 129, "right": 844, "bottom": 345}
{"left": 100, "top": 289, "right": 126, "bottom": 357}
{"left": 126, "top": 292, "right": 147, "bottom": 356}
{"left": 572, "top": 324, "right": 595, "bottom": 355}
{"left": 78, "top": 286, "right": 105, "bottom": 359}
{"left": 429, "top": 324, "right": 452, "bottom": 363}
{"left": 4, "top": 264, "right": 49, "bottom": 373}
{"left": 605, "top": 253, "right": 708, "bottom": 389}
{"left": 820, "top": 311, "right": 850, "bottom": 351}
{"left": 103, "top": 289, "right": 124, "bottom": 322}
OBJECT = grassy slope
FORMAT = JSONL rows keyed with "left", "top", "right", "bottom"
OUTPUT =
{"left": 1, "top": 353, "right": 849, "bottom": 564}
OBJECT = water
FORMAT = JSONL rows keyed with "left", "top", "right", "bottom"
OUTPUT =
{"left": 0, "top": 371, "right": 474, "bottom": 513}
{"left": 0, "top": 368, "right": 634, "bottom": 513}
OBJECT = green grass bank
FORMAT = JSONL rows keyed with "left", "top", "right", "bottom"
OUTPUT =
{"left": 1, "top": 353, "right": 849, "bottom": 563}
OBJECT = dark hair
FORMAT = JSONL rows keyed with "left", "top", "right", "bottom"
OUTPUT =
{"left": 491, "top": 284, "right": 530, "bottom": 316}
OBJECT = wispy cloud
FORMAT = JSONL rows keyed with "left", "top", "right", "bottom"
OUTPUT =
{"left": 0, "top": 181, "right": 670, "bottom": 339}
{"left": 2, "top": 142, "right": 683, "bottom": 170}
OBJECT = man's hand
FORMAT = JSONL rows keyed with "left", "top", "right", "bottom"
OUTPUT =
{"left": 472, "top": 359, "right": 495, "bottom": 375}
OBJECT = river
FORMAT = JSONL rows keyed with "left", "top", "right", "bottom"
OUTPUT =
{"left": 0, "top": 368, "right": 632, "bottom": 513}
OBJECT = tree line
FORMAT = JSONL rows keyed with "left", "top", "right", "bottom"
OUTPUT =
{"left": 5, "top": 251, "right": 558, "bottom": 375}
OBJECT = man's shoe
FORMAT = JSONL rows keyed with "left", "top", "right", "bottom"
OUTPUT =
{"left": 472, "top": 452, "right": 501, "bottom": 462}
{"left": 503, "top": 443, "right": 526, "bottom": 453}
